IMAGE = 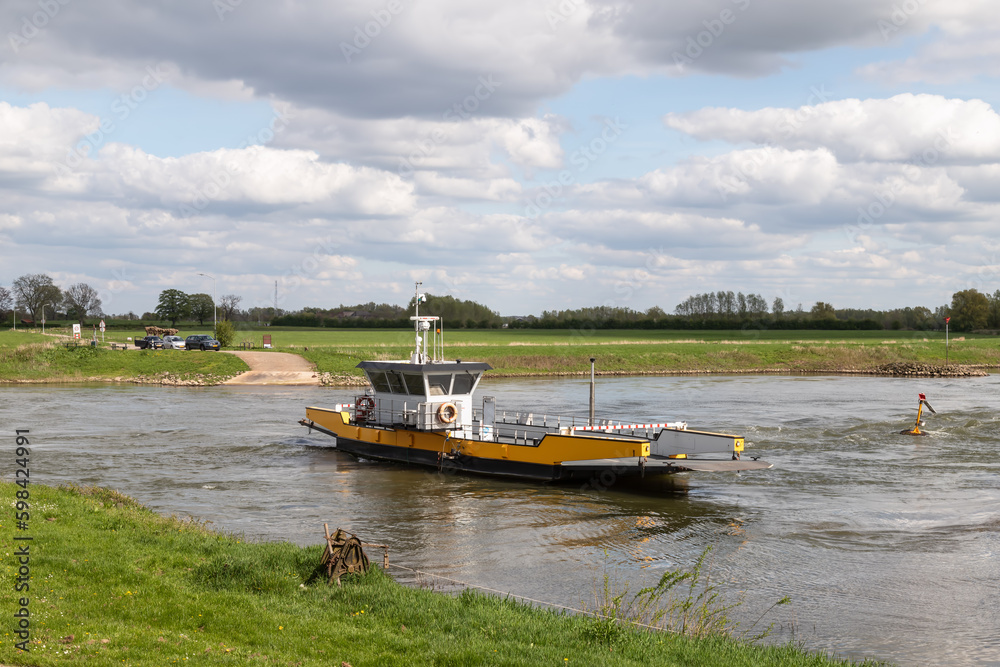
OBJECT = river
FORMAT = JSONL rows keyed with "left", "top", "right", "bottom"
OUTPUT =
{"left": 2, "top": 374, "right": 998, "bottom": 665}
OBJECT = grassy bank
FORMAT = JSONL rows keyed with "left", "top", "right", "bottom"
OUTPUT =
{"left": 4, "top": 327, "right": 998, "bottom": 383}
{"left": 279, "top": 329, "right": 1000, "bottom": 378}
{"left": 0, "top": 331, "right": 247, "bottom": 384}
{"left": 0, "top": 483, "right": 879, "bottom": 666}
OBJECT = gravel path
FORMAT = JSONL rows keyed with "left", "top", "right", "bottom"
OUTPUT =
{"left": 222, "top": 350, "right": 320, "bottom": 385}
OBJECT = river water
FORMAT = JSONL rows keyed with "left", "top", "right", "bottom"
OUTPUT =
{"left": 2, "top": 374, "right": 998, "bottom": 665}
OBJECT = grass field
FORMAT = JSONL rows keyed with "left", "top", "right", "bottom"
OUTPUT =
{"left": 226, "top": 327, "right": 999, "bottom": 377}
{"left": 3, "top": 326, "right": 998, "bottom": 382}
{"left": 0, "top": 330, "right": 247, "bottom": 384}
{"left": 0, "top": 483, "right": 880, "bottom": 666}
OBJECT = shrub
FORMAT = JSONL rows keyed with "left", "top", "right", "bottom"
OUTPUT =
{"left": 215, "top": 320, "right": 236, "bottom": 347}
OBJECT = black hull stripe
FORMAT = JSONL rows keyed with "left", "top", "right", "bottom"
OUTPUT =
{"left": 332, "top": 437, "right": 676, "bottom": 482}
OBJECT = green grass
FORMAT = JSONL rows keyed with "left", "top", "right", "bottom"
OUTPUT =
{"left": 0, "top": 483, "right": 880, "bottom": 666}
{"left": 4, "top": 326, "right": 998, "bottom": 382}
{"left": 0, "top": 331, "right": 247, "bottom": 383}
{"left": 235, "top": 328, "right": 999, "bottom": 378}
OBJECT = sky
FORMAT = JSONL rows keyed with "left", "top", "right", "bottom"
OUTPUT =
{"left": 2, "top": 0, "right": 1000, "bottom": 318}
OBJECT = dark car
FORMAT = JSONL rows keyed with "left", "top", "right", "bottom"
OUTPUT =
{"left": 185, "top": 334, "right": 221, "bottom": 351}
{"left": 135, "top": 335, "right": 164, "bottom": 350}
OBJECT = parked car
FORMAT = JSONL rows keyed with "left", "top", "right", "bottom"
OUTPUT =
{"left": 185, "top": 334, "right": 221, "bottom": 351}
{"left": 162, "top": 335, "right": 186, "bottom": 350}
{"left": 135, "top": 335, "right": 164, "bottom": 350}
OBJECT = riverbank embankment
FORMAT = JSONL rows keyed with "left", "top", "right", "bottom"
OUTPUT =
{"left": 0, "top": 482, "right": 874, "bottom": 666}
{"left": 2, "top": 329, "right": 996, "bottom": 385}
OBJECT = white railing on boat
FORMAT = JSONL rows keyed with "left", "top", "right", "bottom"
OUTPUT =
{"left": 572, "top": 422, "right": 686, "bottom": 432}
{"left": 333, "top": 400, "right": 687, "bottom": 444}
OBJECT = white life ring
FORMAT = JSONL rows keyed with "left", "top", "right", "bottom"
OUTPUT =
{"left": 356, "top": 396, "right": 376, "bottom": 422}
{"left": 437, "top": 402, "right": 458, "bottom": 424}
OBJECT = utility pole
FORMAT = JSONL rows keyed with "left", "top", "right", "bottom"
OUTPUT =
{"left": 198, "top": 272, "right": 216, "bottom": 335}
{"left": 945, "top": 316, "right": 950, "bottom": 365}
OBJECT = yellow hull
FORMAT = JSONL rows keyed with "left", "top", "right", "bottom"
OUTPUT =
{"left": 304, "top": 406, "right": 655, "bottom": 482}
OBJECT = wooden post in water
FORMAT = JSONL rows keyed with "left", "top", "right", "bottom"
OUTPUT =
{"left": 945, "top": 317, "right": 950, "bottom": 365}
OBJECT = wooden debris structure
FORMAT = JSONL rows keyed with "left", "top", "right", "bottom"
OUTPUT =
{"left": 321, "top": 524, "right": 389, "bottom": 585}
{"left": 144, "top": 326, "right": 179, "bottom": 337}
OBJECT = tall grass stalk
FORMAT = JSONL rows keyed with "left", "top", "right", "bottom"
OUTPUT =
{"left": 588, "top": 547, "right": 790, "bottom": 643}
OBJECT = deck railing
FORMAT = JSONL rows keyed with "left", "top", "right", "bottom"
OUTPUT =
{"left": 335, "top": 398, "right": 683, "bottom": 443}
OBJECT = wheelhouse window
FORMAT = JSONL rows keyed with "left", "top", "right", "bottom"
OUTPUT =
{"left": 385, "top": 371, "right": 405, "bottom": 394}
{"left": 427, "top": 374, "right": 453, "bottom": 396}
{"left": 368, "top": 371, "right": 392, "bottom": 393}
{"left": 452, "top": 372, "right": 479, "bottom": 394}
{"left": 401, "top": 372, "right": 426, "bottom": 396}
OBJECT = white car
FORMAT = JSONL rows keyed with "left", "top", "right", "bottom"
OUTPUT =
{"left": 162, "top": 335, "right": 186, "bottom": 350}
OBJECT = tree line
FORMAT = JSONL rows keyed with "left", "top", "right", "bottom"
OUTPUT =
{"left": 151, "top": 289, "right": 245, "bottom": 327}
{"left": 0, "top": 273, "right": 103, "bottom": 325}
{"left": 271, "top": 294, "right": 502, "bottom": 329}
{"left": 4, "top": 275, "right": 1000, "bottom": 333}
{"left": 514, "top": 289, "right": 999, "bottom": 332}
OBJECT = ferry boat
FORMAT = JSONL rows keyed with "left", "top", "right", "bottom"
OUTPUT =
{"left": 300, "top": 285, "right": 771, "bottom": 484}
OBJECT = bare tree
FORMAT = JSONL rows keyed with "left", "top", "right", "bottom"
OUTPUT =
{"left": 219, "top": 294, "right": 242, "bottom": 321}
{"left": 62, "top": 283, "right": 104, "bottom": 324}
{"left": 0, "top": 285, "right": 11, "bottom": 314}
{"left": 12, "top": 274, "right": 62, "bottom": 323}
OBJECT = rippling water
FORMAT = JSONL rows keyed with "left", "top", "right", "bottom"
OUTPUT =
{"left": 2, "top": 374, "right": 998, "bottom": 665}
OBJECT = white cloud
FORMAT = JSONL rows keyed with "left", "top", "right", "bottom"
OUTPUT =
{"left": 0, "top": 102, "right": 97, "bottom": 178}
{"left": 274, "top": 106, "right": 565, "bottom": 181}
{"left": 0, "top": 0, "right": 965, "bottom": 120}
{"left": 413, "top": 172, "right": 521, "bottom": 201}
{"left": 541, "top": 208, "right": 804, "bottom": 257}
{"left": 636, "top": 147, "right": 841, "bottom": 206}
{"left": 664, "top": 94, "right": 1000, "bottom": 163}
{"left": 0, "top": 102, "right": 417, "bottom": 218}
{"left": 5, "top": 1, "right": 1000, "bottom": 317}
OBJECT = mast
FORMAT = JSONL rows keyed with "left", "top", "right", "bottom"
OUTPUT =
{"left": 411, "top": 282, "right": 425, "bottom": 364}
{"left": 409, "top": 281, "right": 440, "bottom": 364}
